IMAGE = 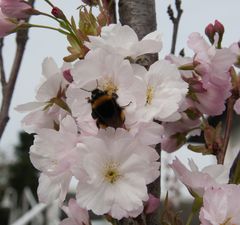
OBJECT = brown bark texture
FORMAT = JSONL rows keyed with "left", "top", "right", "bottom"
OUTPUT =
{"left": 0, "top": 0, "right": 35, "bottom": 140}
{"left": 118, "top": 1, "right": 161, "bottom": 225}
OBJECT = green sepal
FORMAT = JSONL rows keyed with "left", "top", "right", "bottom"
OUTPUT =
{"left": 229, "top": 151, "right": 240, "bottom": 184}
{"left": 51, "top": 98, "right": 71, "bottom": 113}
{"left": 187, "top": 144, "right": 212, "bottom": 155}
{"left": 192, "top": 195, "right": 203, "bottom": 213}
{"left": 59, "top": 20, "right": 68, "bottom": 30}
{"left": 178, "top": 63, "right": 195, "bottom": 71}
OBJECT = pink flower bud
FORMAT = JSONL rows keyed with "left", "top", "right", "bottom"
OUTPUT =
{"left": 63, "top": 69, "right": 73, "bottom": 83}
{"left": 205, "top": 23, "right": 215, "bottom": 44}
{"left": 51, "top": 7, "right": 65, "bottom": 20}
{"left": 144, "top": 194, "right": 160, "bottom": 214}
{"left": 214, "top": 20, "right": 224, "bottom": 36}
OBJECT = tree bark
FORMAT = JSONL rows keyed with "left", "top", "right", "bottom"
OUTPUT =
{"left": 118, "top": 1, "right": 161, "bottom": 225}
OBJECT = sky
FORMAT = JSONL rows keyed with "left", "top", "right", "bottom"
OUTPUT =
{"left": 0, "top": 0, "right": 240, "bottom": 198}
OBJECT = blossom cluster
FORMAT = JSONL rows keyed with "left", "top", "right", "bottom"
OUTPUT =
{"left": 6, "top": 0, "right": 240, "bottom": 224}
{"left": 18, "top": 24, "right": 172, "bottom": 220}
{"left": 171, "top": 158, "right": 240, "bottom": 224}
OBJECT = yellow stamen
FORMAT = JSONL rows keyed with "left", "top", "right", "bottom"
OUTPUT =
{"left": 104, "top": 162, "right": 121, "bottom": 184}
{"left": 102, "top": 79, "right": 118, "bottom": 95}
{"left": 146, "top": 86, "right": 154, "bottom": 105}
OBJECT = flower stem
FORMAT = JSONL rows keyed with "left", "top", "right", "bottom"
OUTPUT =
{"left": 186, "top": 212, "right": 194, "bottom": 225}
{"left": 44, "top": 0, "right": 55, "bottom": 7}
{"left": 217, "top": 96, "right": 235, "bottom": 164}
{"left": 28, "top": 24, "right": 71, "bottom": 35}
{"left": 38, "top": 11, "right": 61, "bottom": 23}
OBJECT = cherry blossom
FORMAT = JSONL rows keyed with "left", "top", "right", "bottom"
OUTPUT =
{"left": 16, "top": 57, "right": 71, "bottom": 133}
{"left": 187, "top": 32, "right": 236, "bottom": 87}
{"left": 199, "top": 185, "right": 240, "bottom": 225}
{"left": 30, "top": 116, "right": 80, "bottom": 203}
{"left": 70, "top": 49, "right": 137, "bottom": 108}
{"left": 170, "top": 157, "right": 229, "bottom": 197}
{"left": 67, "top": 49, "right": 142, "bottom": 130}
{"left": 188, "top": 81, "right": 231, "bottom": 116}
{"left": 73, "top": 128, "right": 160, "bottom": 219}
{"left": 85, "top": 23, "right": 162, "bottom": 59}
{"left": 134, "top": 60, "right": 188, "bottom": 122}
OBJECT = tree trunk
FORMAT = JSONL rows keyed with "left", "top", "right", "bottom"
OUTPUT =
{"left": 118, "top": 1, "right": 161, "bottom": 225}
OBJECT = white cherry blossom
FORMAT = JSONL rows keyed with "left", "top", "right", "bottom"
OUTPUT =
{"left": 30, "top": 116, "right": 80, "bottom": 203}
{"left": 16, "top": 57, "right": 71, "bottom": 133}
{"left": 200, "top": 185, "right": 240, "bottom": 225}
{"left": 85, "top": 23, "right": 162, "bottom": 59}
{"left": 134, "top": 60, "right": 188, "bottom": 122}
{"left": 73, "top": 128, "right": 160, "bottom": 219}
{"left": 170, "top": 157, "right": 229, "bottom": 197}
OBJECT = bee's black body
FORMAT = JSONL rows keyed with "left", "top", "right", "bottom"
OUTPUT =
{"left": 88, "top": 89, "right": 125, "bottom": 129}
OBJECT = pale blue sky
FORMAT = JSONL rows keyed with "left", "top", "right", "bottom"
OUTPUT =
{"left": 0, "top": 0, "right": 239, "bottom": 162}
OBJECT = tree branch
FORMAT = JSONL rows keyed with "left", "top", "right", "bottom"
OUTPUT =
{"left": 0, "top": 38, "right": 6, "bottom": 86}
{"left": 0, "top": 0, "right": 35, "bottom": 140}
{"left": 167, "top": 0, "right": 183, "bottom": 54}
{"left": 118, "top": 1, "right": 160, "bottom": 225}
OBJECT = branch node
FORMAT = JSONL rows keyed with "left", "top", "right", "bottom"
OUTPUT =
{"left": 167, "top": 5, "right": 175, "bottom": 22}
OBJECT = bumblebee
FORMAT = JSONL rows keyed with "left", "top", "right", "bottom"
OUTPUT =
{"left": 87, "top": 88, "right": 125, "bottom": 129}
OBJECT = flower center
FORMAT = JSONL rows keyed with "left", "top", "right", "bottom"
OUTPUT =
{"left": 104, "top": 162, "right": 121, "bottom": 184}
{"left": 102, "top": 79, "right": 118, "bottom": 95}
{"left": 146, "top": 85, "right": 154, "bottom": 105}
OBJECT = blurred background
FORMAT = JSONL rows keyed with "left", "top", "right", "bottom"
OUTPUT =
{"left": 0, "top": 0, "right": 239, "bottom": 224}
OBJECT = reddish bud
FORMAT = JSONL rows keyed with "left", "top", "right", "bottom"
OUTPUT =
{"left": 51, "top": 7, "right": 65, "bottom": 20}
{"left": 214, "top": 20, "right": 225, "bottom": 36}
{"left": 205, "top": 23, "right": 215, "bottom": 44}
{"left": 63, "top": 69, "right": 73, "bottom": 83}
{"left": 144, "top": 194, "right": 160, "bottom": 214}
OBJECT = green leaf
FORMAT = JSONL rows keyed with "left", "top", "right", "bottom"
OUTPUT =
{"left": 229, "top": 151, "right": 240, "bottom": 184}
{"left": 71, "top": 16, "right": 78, "bottom": 33}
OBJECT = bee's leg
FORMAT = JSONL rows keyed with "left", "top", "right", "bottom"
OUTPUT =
{"left": 85, "top": 97, "right": 91, "bottom": 103}
{"left": 112, "top": 93, "right": 118, "bottom": 100}
{"left": 91, "top": 110, "right": 98, "bottom": 119}
{"left": 121, "top": 101, "right": 132, "bottom": 108}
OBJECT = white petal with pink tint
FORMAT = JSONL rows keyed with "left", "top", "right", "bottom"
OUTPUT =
{"left": 170, "top": 157, "right": 229, "bottom": 196}
{"left": 85, "top": 24, "right": 162, "bottom": 59}
{"left": 74, "top": 128, "right": 160, "bottom": 219}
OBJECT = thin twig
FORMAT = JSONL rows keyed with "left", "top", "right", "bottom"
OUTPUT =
{"left": 0, "top": 0, "right": 35, "bottom": 140}
{"left": 0, "top": 38, "right": 6, "bottom": 86}
{"left": 167, "top": 0, "right": 183, "bottom": 54}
